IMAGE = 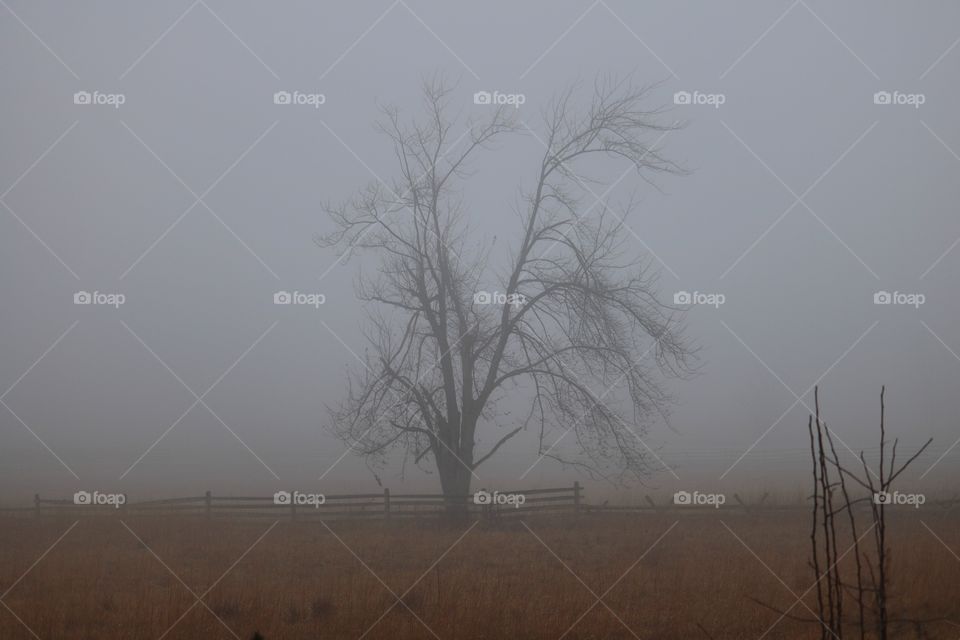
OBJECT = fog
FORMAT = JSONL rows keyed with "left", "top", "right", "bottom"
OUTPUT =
{"left": 2, "top": 1, "right": 959, "bottom": 504}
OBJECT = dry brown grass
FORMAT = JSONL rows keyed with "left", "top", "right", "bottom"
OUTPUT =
{"left": 0, "top": 511, "right": 957, "bottom": 639}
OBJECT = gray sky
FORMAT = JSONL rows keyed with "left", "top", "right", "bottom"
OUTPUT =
{"left": 2, "top": 0, "right": 959, "bottom": 503}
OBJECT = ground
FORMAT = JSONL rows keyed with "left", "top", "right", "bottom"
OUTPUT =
{"left": 0, "top": 510, "right": 957, "bottom": 639}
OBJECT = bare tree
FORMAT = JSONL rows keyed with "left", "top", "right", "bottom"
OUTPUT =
{"left": 757, "top": 386, "right": 934, "bottom": 639}
{"left": 318, "top": 74, "right": 694, "bottom": 508}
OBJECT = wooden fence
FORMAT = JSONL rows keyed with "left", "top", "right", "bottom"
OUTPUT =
{"left": 12, "top": 483, "right": 583, "bottom": 520}
{"left": 5, "top": 486, "right": 956, "bottom": 520}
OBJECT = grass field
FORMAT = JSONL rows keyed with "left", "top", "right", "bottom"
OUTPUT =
{"left": 0, "top": 511, "right": 957, "bottom": 639}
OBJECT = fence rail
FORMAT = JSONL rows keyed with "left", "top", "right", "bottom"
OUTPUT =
{"left": 7, "top": 483, "right": 584, "bottom": 520}
{"left": 4, "top": 486, "right": 956, "bottom": 520}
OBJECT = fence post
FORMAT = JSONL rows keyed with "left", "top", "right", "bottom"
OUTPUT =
{"left": 476, "top": 487, "right": 489, "bottom": 521}
{"left": 573, "top": 481, "right": 581, "bottom": 514}
{"left": 204, "top": 490, "right": 212, "bottom": 519}
{"left": 384, "top": 488, "right": 391, "bottom": 519}
{"left": 34, "top": 493, "right": 40, "bottom": 519}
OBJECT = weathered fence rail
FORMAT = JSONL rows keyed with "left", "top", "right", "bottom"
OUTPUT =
{"left": 6, "top": 483, "right": 585, "bottom": 520}
{"left": 4, "top": 486, "right": 956, "bottom": 520}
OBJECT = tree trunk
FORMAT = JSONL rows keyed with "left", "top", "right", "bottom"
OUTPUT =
{"left": 436, "top": 429, "right": 474, "bottom": 521}
{"left": 438, "top": 463, "right": 471, "bottom": 520}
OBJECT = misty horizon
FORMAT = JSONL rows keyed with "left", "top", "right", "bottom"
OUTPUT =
{"left": 3, "top": 1, "right": 958, "bottom": 506}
